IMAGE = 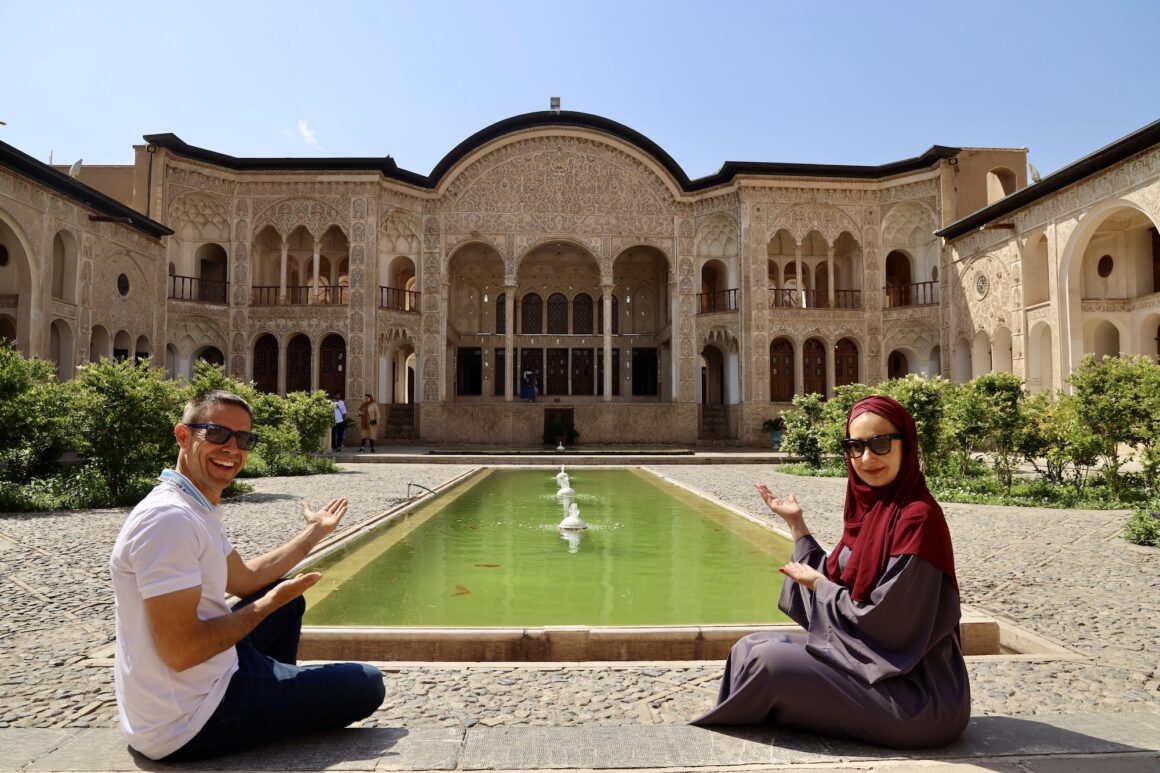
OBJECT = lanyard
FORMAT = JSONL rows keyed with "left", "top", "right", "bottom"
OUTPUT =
{"left": 160, "top": 469, "right": 215, "bottom": 512}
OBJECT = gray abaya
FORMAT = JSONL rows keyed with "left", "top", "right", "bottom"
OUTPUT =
{"left": 693, "top": 535, "right": 970, "bottom": 748}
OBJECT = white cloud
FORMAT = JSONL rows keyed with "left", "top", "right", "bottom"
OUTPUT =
{"left": 296, "top": 120, "right": 321, "bottom": 150}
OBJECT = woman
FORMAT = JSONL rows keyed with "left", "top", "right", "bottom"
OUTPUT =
{"left": 356, "top": 394, "right": 380, "bottom": 453}
{"left": 693, "top": 395, "right": 969, "bottom": 748}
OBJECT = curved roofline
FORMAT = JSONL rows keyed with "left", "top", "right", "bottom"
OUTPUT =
{"left": 427, "top": 110, "right": 694, "bottom": 187}
{"left": 145, "top": 111, "right": 961, "bottom": 191}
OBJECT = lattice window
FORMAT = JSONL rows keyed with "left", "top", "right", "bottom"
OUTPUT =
{"left": 547, "top": 293, "right": 568, "bottom": 334}
{"left": 572, "top": 293, "right": 593, "bottom": 334}
{"left": 521, "top": 293, "right": 542, "bottom": 334}
{"left": 496, "top": 293, "right": 506, "bottom": 334}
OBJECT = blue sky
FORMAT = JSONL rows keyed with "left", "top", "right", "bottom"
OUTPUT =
{"left": 2, "top": 0, "right": 1158, "bottom": 179}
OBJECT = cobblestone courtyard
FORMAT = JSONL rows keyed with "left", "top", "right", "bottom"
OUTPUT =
{"left": 1, "top": 462, "right": 1156, "bottom": 731}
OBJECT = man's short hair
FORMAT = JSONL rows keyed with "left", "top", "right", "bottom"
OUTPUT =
{"left": 182, "top": 390, "right": 253, "bottom": 424}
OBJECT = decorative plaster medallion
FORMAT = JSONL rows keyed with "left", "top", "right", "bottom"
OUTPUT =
{"left": 974, "top": 274, "right": 989, "bottom": 300}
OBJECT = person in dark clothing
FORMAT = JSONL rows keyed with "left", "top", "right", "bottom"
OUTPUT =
{"left": 693, "top": 395, "right": 969, "bottom": 748}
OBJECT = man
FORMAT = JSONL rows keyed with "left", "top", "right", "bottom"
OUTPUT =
{"left": 331, "top": 392, "right": 347, "bottom": 451}
{"left": 109, "top": 390, "right": 384, "bottom": 761}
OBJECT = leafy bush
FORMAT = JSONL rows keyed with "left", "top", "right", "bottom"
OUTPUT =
{"left": 1123, "top": 505, "right": 1160, "bottom": 547}
{"left": 782, "top": 392, "right": 828, "bottom": 468}
{"left": 71, "top": 356, "right": 183, "bottom": 504}
{"left": 0, "top": 340, "right": 75, "bottom": 483}
{"left": 184, "top": 360, "right": 335, "bottom": 469}
{"left": 1069, "top": 354, "right": 1160, "bottom": 495}
{"left": 968, "top": 373, "right": 1025, "bottom": 492}
{"left": 883, "top": 375, "right": 949, "bottom": 474}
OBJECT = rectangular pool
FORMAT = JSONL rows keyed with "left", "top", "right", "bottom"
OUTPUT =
{"left": 302, "top": 468, "right": 793, "bottom": 627}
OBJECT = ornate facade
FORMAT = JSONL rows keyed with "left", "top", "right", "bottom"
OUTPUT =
{"left": 2, "top": 111, "right": 1158, "bottom": 445}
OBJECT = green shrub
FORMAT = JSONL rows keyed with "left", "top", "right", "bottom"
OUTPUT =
{"left": 71, "top": 356, "right": 183, "bottom": 503}
{"left": 1069, "top": 354, "right": 1160, "bottom": 495}
{"left": 883, "top": 374, "right": 950, "bottom": 474}
{"left": 1123, "top": 505, "right": 1160, "bottom": 547}
{"left": 782, "top": 393, "right": 828, "bottom": 468}
{"left": 0, "top": 341, "right": 75, "bottom": 483}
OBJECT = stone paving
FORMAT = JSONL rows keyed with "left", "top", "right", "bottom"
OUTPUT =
{"left": 0, "top": 461, "right": 1157, "bottom": 736}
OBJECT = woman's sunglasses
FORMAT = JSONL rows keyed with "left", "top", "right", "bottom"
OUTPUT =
{"left": 184, "top": 423, "right": 261, "bottom": 451}
{"left": 841, "top": 432, "right": 902, "bottom": 458}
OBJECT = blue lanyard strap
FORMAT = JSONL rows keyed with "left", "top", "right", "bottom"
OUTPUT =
{"left": 160, "top": 469, "right": 214, "bottom": 512}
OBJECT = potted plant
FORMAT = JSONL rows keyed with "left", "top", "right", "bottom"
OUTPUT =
{"left": 762, "top": 417, "right": 785, "bottom": 451}
{"left": 543, "top": 417, "right": 580, "bottom": 447}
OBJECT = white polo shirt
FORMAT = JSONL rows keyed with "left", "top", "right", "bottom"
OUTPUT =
{"left": 109, "top": 470, "right": 238, "bottom": 760}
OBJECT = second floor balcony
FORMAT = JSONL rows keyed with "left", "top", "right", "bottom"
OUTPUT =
{"left": 379, "top": 286, "right": 421, "bottom": 312}
{"left": 696, "top": 288, "right": 738, "bottom": 314}
{"left": 768, "top": 288, "right": 862, "bottom": 309}
{"left": 884, "top": 281, "right": 939, "bottom": 308}
{"left": 168, "top": 274, "right": 228, "bottom": 304}
{"left": 250, "top": 285, "right": 348, "bottom": 306}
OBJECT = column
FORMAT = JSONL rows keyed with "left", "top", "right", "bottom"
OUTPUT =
{"left": 277, "top": 338, "right": 287, "bottom": 395}
{"left": 602, "top": 284, "right": 613, "bottom": 401}
{"left": 795, "top": 245, "right": 804, "bottom": 308}
{"left": 311, "top": 240, "right": 321, "bottom": 303}
{"left": 794, "top": 341, "right": 804, "bottom": 397}
{"left": 827, "top": 246, "right": 835, "bottom": 307}
{"left": 279, "top": 238, "right": 288, "bottom": 302}
{"left": 825, "top": 340, "right": 836, "bottom": 398}
{"left": 504, "top": 282, "right": 515, "bottom": 402}
{"left": 311, "top": 340, "right": 320, "bottom": 391}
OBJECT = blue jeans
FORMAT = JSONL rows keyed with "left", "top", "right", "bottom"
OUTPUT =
{"left": 163, "top": 585, "right": 385, "bottom": 761}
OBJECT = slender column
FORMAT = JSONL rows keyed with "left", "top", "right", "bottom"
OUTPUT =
{"left": 278, "top": 239, "right": 289, "bottom": 302}
{"left": 277, "top": 338, "right": 287, "bottom": 395}
{"left": 827, "top": 246, "right": 835, "bottom": 307}
{"left": 504, "top": 283, "right": 515, "bottom": 402}
{"left": 795, "top": 246, "right": 804, "bottom": 307}
{"left": 311, "top": 240, "right": 321, "bottom": 303}
{"left": 825, "top": 339, "right": 836, "bottom": 399}
{"left": 311, "top": 340, "right": 321, "bottom": 391}
{"left": 602, "top": 284, "right": 613, "bottom": 401}
{"left": 794, "top": 341, "right": 804, "bottom": 398}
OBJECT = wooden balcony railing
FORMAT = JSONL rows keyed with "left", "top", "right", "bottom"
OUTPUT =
{"left": 884, "top": 281, "right": 939, "bottom": 308}
{"left": 168, "top": 274, "right": 228, "bottom": 304}
{"left": 379, "top": 286, "right": 421, "bottom": 311}
{"left": 769, "top": 288, "right": 799, "bottom": 308}
{"left": 251, "top": 286, "right": 280, "bottom": 306}
{"left": 696, "top": 288, "right": 738, "bottom": 314}
{"left": 768, "top": 288, "right": 862, "bottom": 309}
{"left": 248, "top": 285, "right": 346, "bottom": 306}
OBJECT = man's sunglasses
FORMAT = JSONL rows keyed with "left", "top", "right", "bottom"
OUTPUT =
{"left": 841, "top": 432, "right": 902, "bottom": 458}
{"left": 184, "top": 423, "right": 260, "bottom": 451}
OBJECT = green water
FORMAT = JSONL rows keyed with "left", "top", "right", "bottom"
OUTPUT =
{"left": 303, "top": 468, "right": 792, "bottom": 627}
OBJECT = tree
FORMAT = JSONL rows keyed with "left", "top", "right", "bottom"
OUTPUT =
{"left": 941, "top": 381, "right": 988, "bottom": 477}
{"left": 970, "top": 372, "right": 1025, "bottom": 492}
{"left": 1069, "top": 355, "right": 1160, "bottom": 496}
{"left": 782, "top": 392, "right": 828, "bottom": 469}
{"left": 72, "top": 357, "right": 183, "bottom": 503}
{"left": 0, "top": 341, "right": 75, "bottom": 483}
{"left": 884, "top": 374, "right": 949, "bottom": 474}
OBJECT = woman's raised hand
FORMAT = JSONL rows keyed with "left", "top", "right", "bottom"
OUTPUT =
{"left": 755, "top": 484, "right": 811, "bottom": 542}
{"left": 756, "top": 484, "right": 801, "bottom": 521}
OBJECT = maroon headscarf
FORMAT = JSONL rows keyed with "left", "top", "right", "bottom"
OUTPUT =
{"left": 824, "top": 395, "right": 957, "bottom": 603}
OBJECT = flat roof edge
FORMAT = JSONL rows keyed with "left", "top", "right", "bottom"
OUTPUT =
{"left": 0, "top": 139, "right": 172, "bottom": 239}
{"left": 937, "top": 118, "right": 1160, "bottom": 240}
